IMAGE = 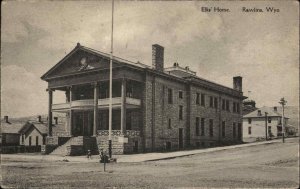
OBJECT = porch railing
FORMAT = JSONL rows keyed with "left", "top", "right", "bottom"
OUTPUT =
{"left": 97, "top": 130, "right": 140, "bottom": 137}
{"left": 52, "top": 97, "right": 141, "bottom": 112}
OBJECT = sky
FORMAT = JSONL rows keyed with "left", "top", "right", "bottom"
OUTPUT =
{"left": 1, "top": 0, "right": 299, "bottom": 117}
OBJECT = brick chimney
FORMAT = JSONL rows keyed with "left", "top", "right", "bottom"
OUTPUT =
{"left": 273, "top": 106, "right": 277, "bottom": 112}
{"left": 37, "top": 115, "right": 42, "bottom": 123}
{"left": 257, "top": 110, "right": 262, "bottom": 116}
{"left": 152, "top": 44, "right": 164, "bottom": 71}
{"left": 4, "top": 116, "right": 8, "bottom": 123}
{"left": 233, "top": 76, "right": 242, "bottom": 92}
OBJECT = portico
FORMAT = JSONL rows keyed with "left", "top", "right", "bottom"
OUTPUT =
{"left": 48, "top": 79, "right": 142, "bottom": 137}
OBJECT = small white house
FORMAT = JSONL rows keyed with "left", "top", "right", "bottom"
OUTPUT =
{"left": 19, "top": 122, "right": 48, "bottom": 146}
{"left": 243, "top": 106, "right": 289, "bottom": 142}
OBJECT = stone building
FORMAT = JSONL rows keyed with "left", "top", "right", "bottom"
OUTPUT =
{"left": 41, "top": 43, "right": 246, "bottom": 155}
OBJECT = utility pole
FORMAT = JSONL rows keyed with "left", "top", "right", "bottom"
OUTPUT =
{"left": 108, "top": 0, "right": 114, "bottom": 158}
{"left": 265, "top": 112, "right": 268, "bottom": 141}
{"left": 279, "top": 97, "right": 287, "bottom": 143}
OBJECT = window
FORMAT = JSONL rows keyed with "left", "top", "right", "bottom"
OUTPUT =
{"left": 43, "top": 136, "right": 46, "bottom": 145}
{"left": 268, "top": 117, "right": 272, "bottom": 123}
{"left": 21, "top": 134, "right": 24, "bottom": 145}
{"left": 196, "top": 117, "right": 200, "bottom": 136}
{"left": 222, "top": 121, "right": 225, "bottom": 137}
{"left": 29, "top": 136, "right": 32, "bottom": 146}
{"left": 36, "top": 136, "right": 39, "bottom": 146}
{"left": 201, "top": 118, "right": 205, "bottom": 136}
{"left": 248, "top": 118, "right": 252, "bottom": 124}
{"left": 222, "top": 99, "right": 225, "bottom": 110}
{"left": 168, "top": 88, "right": 173, "bottom": 104}
{"left": 209, "top": 96, "right": 213, "bottom": 107}
{"left": 179, "top": 91, "right": 183, "bottom": 99}
{"left": 268, "top": 126, "right": 271, "bottom": 133}
{"left": 237, "top": 103, "right": 240, "bottom": 113}
{"left": 226, "top": 100, "right": 230, "bottom": 111}
{"left": 196, "top": 93, "right": 200, "bottom": 105}
{"left": 214, "top": 97, "right": 218, "bottom": 109}
{"left": 201, "top": 94, "right": 205, "bottom": 106}
{"left": 179, "top": 105, "right": 183, "bottom": 120}
{"left": 168, "top": 118, "right": 171, "bottom": 129}
{"left": 279, "top": 118, "right": 282, "bottom": 125}
{"left": 233, "top": 102, "right": 236, "bottom": 112}
{"left": 233, "top": 123, "right": 236, "bottom": 138}
{"left": 209, "top": 119, "right": 214, "bottom": 137}
{"left": 248, "top": 127, "right": 251, "bottom": 135}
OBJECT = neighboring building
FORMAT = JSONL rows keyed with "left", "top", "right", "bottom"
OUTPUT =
{"left": 19, "top": 116, "right": 48, "bottom": 146}
{"left": 41, "top": 43, "right": 246, "bottom": 155}
{"left": 1, "top": 116, "right": 23, "bottom": 146}
{"left": 243, "top": 106, "right": 291, "bottom": 142}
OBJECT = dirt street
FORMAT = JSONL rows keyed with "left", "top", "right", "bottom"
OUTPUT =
{"left": 1, "top": 138, "right": 299, "bottom": 188}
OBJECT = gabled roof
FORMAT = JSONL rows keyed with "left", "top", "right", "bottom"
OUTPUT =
{"left": 243, "top": 106, "right": 288, "bottom": 118}
{"left": 41, "top": 43, "right": 150, "bottom": 80}
{"left": 19, "top": 122, "right": 47, "bottom": 135}
{"left": 41, "top": 43, "right": 246, "bottom": 98}
{"left": 1, "top": 121, "right": 25, "bottom": 134}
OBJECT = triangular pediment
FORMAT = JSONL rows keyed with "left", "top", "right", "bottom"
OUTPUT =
{"left": 41, "top": 45, "right": 121, "bottom": 80}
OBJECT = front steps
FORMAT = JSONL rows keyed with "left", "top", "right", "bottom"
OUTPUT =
{"left": 50, "top": 136, "right": 97, "bottom": 156}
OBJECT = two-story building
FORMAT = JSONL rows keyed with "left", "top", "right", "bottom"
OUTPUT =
{"left": 242, "top": 106, "right": 289, "bottom": 142}
{"left": 41, "top": 43, "right": 246, "bottom": 155}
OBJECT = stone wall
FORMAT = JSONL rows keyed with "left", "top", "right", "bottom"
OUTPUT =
{"left": 142, "top": 72, "right": 243, "bottom": 152}
{"left": 143, "top": 74, "right": 188, "bottom": 152}
{"left": 96, "top": 130, "right": 142, "bottom": 154}
{"left": 189, "top": 85, "right": 243, "bottom": 147}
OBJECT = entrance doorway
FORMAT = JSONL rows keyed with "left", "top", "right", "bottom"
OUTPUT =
{"left": 179, "top": 128, "right": 183, "bottom": 149}
{"left": 73, "top": 112, "right": 93, "bottom": 136}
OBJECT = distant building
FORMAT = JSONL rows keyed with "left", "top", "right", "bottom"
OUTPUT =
{"left": 242, "top": 106, "right": 292, "bottom": 142}
{"left": 41, "top": 43, "right": 247, "bottom": 155}
{"left": 1, "top": 116, "right": 23, "bottom": 146}
{"left": 19, "top": 116, "right": 48, "bottom": 146}
{"left": 1, "top": 115, "right": 66, "bottom": 147}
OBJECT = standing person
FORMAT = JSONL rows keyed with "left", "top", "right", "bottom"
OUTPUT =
{"left": 99, "top": 149, "right": 104, "bottom": 163}
{"left": 87, "top": 150, "right": 92, "bottom": 160}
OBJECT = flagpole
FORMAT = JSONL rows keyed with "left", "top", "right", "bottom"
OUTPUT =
{"left": 108, "top": 0, "right": 114, "bottom": 158}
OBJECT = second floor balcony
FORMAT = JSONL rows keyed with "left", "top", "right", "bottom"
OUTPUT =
{"left": 51, "top": 79, "right": 143, "bottom": 112}
{"left": 52, "top": 97, "right": 141, "bottom": 112}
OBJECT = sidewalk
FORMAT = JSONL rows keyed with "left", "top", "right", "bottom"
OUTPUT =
{"left": 1, "top": 138, "right": 294, "bottom": 163}
{"left": 117, "top": 138, "right": 292, "bottom": 163}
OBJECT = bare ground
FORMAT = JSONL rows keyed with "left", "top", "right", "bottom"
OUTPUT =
{"left": 1, "top": 138, "right": 299, "bottom": 188}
